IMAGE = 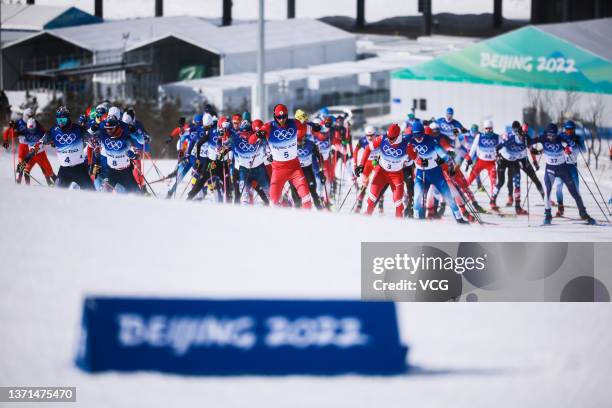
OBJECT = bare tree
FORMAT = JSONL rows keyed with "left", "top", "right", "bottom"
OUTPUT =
{"left": 582, "top": 95, "right": 604, "bottom": 169}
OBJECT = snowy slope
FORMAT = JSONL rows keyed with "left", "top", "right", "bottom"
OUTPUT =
{"left": 1, "top": 151, "right": 612, "bottom": 407}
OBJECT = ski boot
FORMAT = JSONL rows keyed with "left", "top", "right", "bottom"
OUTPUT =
{"left": 462, "top": 210, "right": 475, "bottom": 223}
{"left": 579, "top": 211, "right": 596, "bottom": 225}
{"left": 543, "top": 209, "right": 552, "bottom": 225}
{"left": 403, "top": 204, "right": 414, "bottom": 218}
{"left": 555, "top": 203, "right": 564, "bottom": 217}
{"left": 472, "top": 201, "right": 487, "bottom": 214}
{"left": 354, "top": 200, "right": 363, "bottom": 213}
{"left": 435, "top": 201, "right": 447, "bottom": 218}
{"left": 490, "top": 199, "right": 499, "bottom": 212}
{"left": 505, "top": 196, "right": 514, "bottom": 207}
{"left": 45, "top": 176, "right": 56, "bottom": 186}
{"left": 515, "top": 206, "right": 528, "bottom": 216}
{"left": 456, "top": 217, "right": 470, "bottom": 224}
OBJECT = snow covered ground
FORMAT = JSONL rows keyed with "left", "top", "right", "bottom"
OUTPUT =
{"left": 1, "top": 151, "right": 611, "bottom": 407}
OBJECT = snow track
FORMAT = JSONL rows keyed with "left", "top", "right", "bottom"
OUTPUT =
{"left": 1, "top": 152, "right": 611, "bottom": 407}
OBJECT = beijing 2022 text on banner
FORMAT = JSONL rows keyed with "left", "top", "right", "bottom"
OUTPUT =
{"left": 75, "top": 297, "right": 408, "bottom": 375}
{"left": 361, "top": 242, "right": 612, "bottom": 302}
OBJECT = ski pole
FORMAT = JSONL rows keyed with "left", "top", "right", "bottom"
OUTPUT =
{"left": 12, "top": 133, "right": 17, "bottom": 184}
{"left": 445, "top": 170, "right": 482, "bottom": 224}
{"left": 337, "top": 182, "right": 354, "bottom": 212}
{"left": 576, "top": 166, "right": 610, "bottom": 223}
{"left": 239, "top": 142, "right": 261, "bottom": 199}
{"left": 132, "top": 160, "right": 158, "bottom": 198}
{"left": 351, "top": 185, "right": 367, "bottom": 213}
{"left": 579, "top": 149, "right": 611, "bottom": 215}
{"left": 520, "top": 153, "right": 543, "bottom": 210}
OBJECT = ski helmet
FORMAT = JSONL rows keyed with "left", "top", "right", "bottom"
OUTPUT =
{"left": 242, "top": 111, "right": 251, "bottom": 122}
{"left": 319, "top": 107, "right": 329, "bottom": 118}
{"left": 411, "top": 120, "right": 424, "bottom": 134}
{"left": 193, "top": 114, "right": 203, "bottom": 125}
{"left": 108, "top": 106, "right": 122, "bottom": 121}
{"left": 295, "top": 109, "right": 308, "bottom": 123}
{"left": 217, "top": 115, "right": 228, "bottom": 129}
{"left": 364, "top": 125, "right": 376, "bottom": 136}
{"left": 56, "top": 106, "right": 71, "bottom": 128}
{"left": 546, "top": 123, "right": 558, "bottom": 135}
{"left": 511, "top": 120, "right": 521, "bottom": 132}
{"left": 446, "top": 107, "right": 454, "bottom": 116}
{"left": 26, "top": 117, "right": 36, "bottom": 129}
{"left": 202, "top": 113, "right": 214, "bottom": 127}
{"left": 407, "top": 112, "right": 415, "bottom": 120}
{"left": 564, "top": 120, "right": 576, "bottom": 130}
{"left": 23, "top": 108, "right": 34, "bottom": 121}
{"left": 252, "top": 119, "right": 264, "bottom": 131}
{"left": 483, "top": 119, "right": 494, "bottom": 130}
{"left": 387, "top": 123, "right": 400, "bottom": 140}
{"left": 274, "top": 104, "right": 288, "bottom": 119}
{"left": 121, "top": 112, "right": 133, "bottom": 125}
{"left": 240, "top": 121, "right": 252, "bottom": 132}
{"left": 470, "top": 124, "right": 479, "bottom": 132}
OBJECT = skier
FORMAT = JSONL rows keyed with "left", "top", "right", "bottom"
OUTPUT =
{"left": 32, "top": 106, "right": 93, "bottom": 189}
{"left": 311, "top": 117, "right": 333, "bottom": 203}
{"left": 185, "top": 113, "right": 225, "bottom": 201}
{"left": 465, "top": 120, "right": 499, "bottom": 206}
{"left": 352, "top": 126, "right": 383, "bottom": 213}
{"left": 435, "top": 107, "right": 467, "bottom": 152}
{"left": 248, "top": 103, "right": 312, "bottom": 209}
{"left": 354, "top": 123, "right": 411, "bottom": 218}
{"left": 554, "top": 120, "right": 583, "bottom": 217}
{"left": 92, "top": 116, "right": 147, "bottom": 193}
{"left": 166, "top": 115, "right": 199, "bottom": 198}
{"left": 15, "top": 115, "right": 56, "bottom": 186}
{"left": 406, "top": 121, "right": 468, "bottom": 223}
{"left": 229, "top": 119, "right": 270, "bottom": 205}
{"left": 490, "top": 123, "right": 527, "bottom": 214}
{"left": 534, "top": 123, "right": 595, "bottom": 225}
{"left": 293, "top": 126, "right": 325, "bottom": 209}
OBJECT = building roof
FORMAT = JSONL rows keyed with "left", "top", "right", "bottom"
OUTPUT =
{"left": 0, "top": 4, "right": 100, "bottom": 31}
{"left": 536, "top": 18, "right": 612, "bottom": 62}
{"left": 392, "top": 19, "right": 612, "bottom": 94}
{"left": 3, "top": 16, "right": 354, "bottom": 59}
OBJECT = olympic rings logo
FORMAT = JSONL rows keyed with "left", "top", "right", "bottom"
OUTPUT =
{"left": 104, "top": 138, "right": 124, "bottom": 150}
{"left": 544, "top": 143, "right": 561, "bottom": 152}
{"left": 238, "top": 141, "right": 256, "bottom": 152}
{"left": 56, "top": 133, "right": 77, "bottom": 145}
{"left": 273, "top": 127, "right": 295, "bottom": 141}
{"left": 382, "top": 144, "right": 403, "bottom": 157}
{"left": 414, "top": 144, "right": 429, "bottom": 155}
{"left": 481, "top": 138, "right": 497, "bottom": 146}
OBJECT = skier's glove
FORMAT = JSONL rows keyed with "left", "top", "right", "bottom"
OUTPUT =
{"left": 318, "top": 171, "right": 326, "bottom": 184}
{"left": 9, "top": 120, "right": 17, "bottom": 129}
{"left": 452, "top": 128, "right": 459, "bottom": 136}
{"left": 194, "top": 159, "right": 201, "bottom": 170}
{"left": 267, "top": 154, "right": 273, "bottom": 163}
{"left": 564, "top": 146, "right": 572, "bottom": 155}
{"left": 91, "top": 164, "right": 101, "bottom": 177}
{"left": 256, "top": 130, "right": 266, "bottom": 139}
{"left": 530, "top": 147, "right": 540, "bottom": 155}
{"left": 466, "top": 157, "right": 473, "bottom": 167}
{"left": 420, "top": 158, "right": 429, "bottom": 167}
{"left": 311, "top": 123, "right": 322, "bottom": 132}
{"left": 90, "top": 123, "right": 100, "bottom": 132}
{"left": 447, "top": 150, "right": 456, "bottom": 159}
{"left": 78, "top": 114, "right": 87, "bottom": 124}
{"left": 208, "top": 161, "right": 217, "bottom": 170}
{"left": 354, "top": 165, "right": 364, "bottom": 177}
{"left": 126, "top": 150, "right": 137, "bottom": 160}
{"left": 2, "top": 141, "right": 8, "bottom": 150}
{"left": 533, "top": 161, "right": 540, "bottom": 171}
{"left": 435, "top": 156, "right": 445, "bottom": 166}
{"left": 448, "top": 164, "right": 456, "bottom": 176}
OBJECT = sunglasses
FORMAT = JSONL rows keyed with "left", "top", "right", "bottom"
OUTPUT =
{"left": 276, "top": 115, "right": 288, "bottom": 120}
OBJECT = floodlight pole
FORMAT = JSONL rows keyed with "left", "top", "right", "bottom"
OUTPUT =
{"left": 257, "top": 0, "right": 266, "bottom": 121}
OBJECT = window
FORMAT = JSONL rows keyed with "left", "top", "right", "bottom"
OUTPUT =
{"left": 296, "top": 87, "right": 304, "bottom": 100}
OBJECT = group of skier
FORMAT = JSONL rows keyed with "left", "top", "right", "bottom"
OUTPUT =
{"left": 2, "top": 102, "right": 606, "bottom": 226}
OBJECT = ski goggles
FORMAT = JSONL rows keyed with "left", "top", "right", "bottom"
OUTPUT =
{"left": 56, "top": 117, "right": 69, "bottom": 126}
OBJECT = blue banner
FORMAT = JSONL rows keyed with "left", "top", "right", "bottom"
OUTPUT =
{"left": 75, "top": 297, "right": 408, "bottom": 375}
